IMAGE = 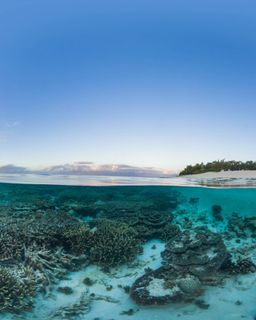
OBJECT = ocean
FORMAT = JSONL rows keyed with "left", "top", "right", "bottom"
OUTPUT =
{"left": 1, "top": 178, "right": 256, "bottom": 320}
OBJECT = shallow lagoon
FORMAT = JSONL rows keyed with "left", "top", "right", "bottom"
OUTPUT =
{"left": 1, "top": 182, "right": 256, "bottom": 320}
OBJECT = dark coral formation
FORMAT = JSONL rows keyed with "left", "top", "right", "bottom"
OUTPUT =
{"left": 220, "top": 253, "right": 256, "bottom": 275}
{"left": 212, "top": 204, "right": 223, "bottom": 221}
{"left": 130, "top": 210, "right": 180, "bottom": 241}
{"left": 131, "top": 227, "right": 231, "bottom": 306}
{"left": 101, "top": 208, "right": 179, "bottom": 242}
{"left": 0, "top": 266, "right": 36, "bottom": 313}
{"left": 162, "top": 227, "right": 227, "bottom": 280}
{"left": 227, "top": 213, "right": 256, "bottom": 239}
{"left": 62, "top": 224, "right": 91, "bottom": 255}
{"left": 130, "top": 266, "right": 203, "bottom": 305}
{"left": 88, "top": 219, "right": 142, "bottom": 267}
{"left": 0, "top": 210, "right": 86, "bottom": 254}
{"left": 0, "top": 207, "right": 90, "bottom": 313}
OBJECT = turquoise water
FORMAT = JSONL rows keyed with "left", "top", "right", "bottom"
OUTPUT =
{"left": 1, "top": 182, "right": 256, "bottom": 319}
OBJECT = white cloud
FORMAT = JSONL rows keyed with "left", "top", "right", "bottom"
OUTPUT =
{"left": 0, "top": 162, "right": 175, "bottom": 177}
{"left": 5, "top": 121, "right": 21, "bottom": 128}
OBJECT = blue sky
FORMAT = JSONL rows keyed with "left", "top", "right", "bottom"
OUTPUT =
{"left": 1, "top": 0, "right": 256, "bottom": 173}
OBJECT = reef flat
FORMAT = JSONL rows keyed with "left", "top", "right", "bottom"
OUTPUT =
{"left": 0, "top": 183, "right": 256, "bottom": 319}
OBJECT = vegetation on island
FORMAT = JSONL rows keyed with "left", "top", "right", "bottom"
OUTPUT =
{"left": 179, "top": 160, "right": 256, "bottom": 176}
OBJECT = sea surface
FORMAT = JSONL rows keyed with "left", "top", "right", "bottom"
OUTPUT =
{"left": 1, "top": 177, "right": 256, "bottom": 320}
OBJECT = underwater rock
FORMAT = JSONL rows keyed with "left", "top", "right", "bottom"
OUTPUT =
{"left": 130, "top": 266, "right": 203, "bottom": 305}
{"left": 57, "top": 286, "right": 74, "bottom": 295}
{"left": 194, "top": 299, "right": 210, "bottom": 309}
{"left": 0, "top": 265, "right": 36, "bottom": 313}
{"left": 212, "top": 204, "right": 223, "bottom": 221}
{"left": 88, "top": 219, "right": 142, "bottom": 267}
{"left": 162, "top": 227, "right": 227, "bottom": 280}
{"left": 83, "top": 277, "right": 96, "bottom": 286}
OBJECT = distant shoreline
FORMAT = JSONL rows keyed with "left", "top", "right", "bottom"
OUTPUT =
{"left": 181, "top": 170, "right": 256, "bottom": 179}
{"left": 0, "top": 171, "right": 256, "bottom": 188}
{"left": 177, "top": 170, "right": 256, "bottom": 188}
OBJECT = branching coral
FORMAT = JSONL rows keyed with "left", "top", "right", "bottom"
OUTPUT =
{"left": 20, "top": 211, "right": 84, "bottom": 248}
{"left": 0, "top": 266, "right": 36, "bottom": 313}
{"left": 0, "top": 210, "right": 84, "bottom": 251}
{"left": 23, "top": 245, "right": 88, "bottom": 288}
{"left": 0, "top": 230, "right": 24, "bottom": 263}
{"left": 88, "top": 219, "right": 142, "bottom": 267}
{"left": 62, "top": 224, "right": 91, "bottom": 255}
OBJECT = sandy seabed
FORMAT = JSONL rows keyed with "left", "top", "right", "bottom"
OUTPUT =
{"left": 3, "top": 240, "right": 256, "bottom": 320}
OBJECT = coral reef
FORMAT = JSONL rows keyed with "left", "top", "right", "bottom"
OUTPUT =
{"left": 0, "top": 210, "right": 84, "bottom": 253}
{"left": 88, "top": 219, "right": 142, "bottom": 267}
{"left": 102, "top": 208, "right": 179, "bottom": 242}
{"left": 162, "top": 227, "right": 227, "bottom": 281}
{"left": 227, "top": 213, "right": 256, "bottom": 239}
{"left": 1, "top": 182, "right": 256, "bottom": 317}
{"left": 0, "top": 207, "right": 90, "bottom": 312}
{"left": 130, "top": 266, "right": 203, "bottom": 305}
{"left": 62, "top": 224, "right": 91, "bottom": 255}
{"left": 130, "top": 210, "right": 179, "bottom": 241}
{"left": 0, "top": 265, "right": 36, "bottom": 313}
{"left": 220, "top": 253, "right": 256, "bottom": 274}
{"left": 23, "top": 245, "right": 87, "bottom": 288}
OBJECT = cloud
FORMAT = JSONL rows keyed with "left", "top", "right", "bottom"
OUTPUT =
{"left": 0, "top": 164, "right": 28, "bottom": 173}
{"left": 42, "top": 163, "right": 173, "bottom": 177}
{"left": 0, "top": 162, "right": 175, "bottom": 177}
{"left": 5, "top": 121, "right": 20, "bottom": 128}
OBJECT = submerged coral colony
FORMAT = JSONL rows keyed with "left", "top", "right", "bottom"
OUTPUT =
{"left": 0, "top": 183, "right": 256, "bottom": 319}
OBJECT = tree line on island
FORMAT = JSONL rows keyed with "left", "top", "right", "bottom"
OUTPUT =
{"left": 179, "top": 160, "right": 256, "bottom": 176}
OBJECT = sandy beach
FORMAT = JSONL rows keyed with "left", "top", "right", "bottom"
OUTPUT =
{"left": 179, "top": 170, "right": 256, "bottom": 187}
{"left": 182, "top": 170, "right": 256, "bottom": 179}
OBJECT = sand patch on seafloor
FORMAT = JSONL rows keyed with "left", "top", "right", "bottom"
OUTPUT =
{"left": 2, "top": 239, "right": 256, "bottom": 320}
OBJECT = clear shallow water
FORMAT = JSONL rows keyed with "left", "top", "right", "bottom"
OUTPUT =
{"left": 0, "top": 173, "right": 185, "bottom": 186}
{"left": 1, "top": 182, "right": 256, "bottom": 320}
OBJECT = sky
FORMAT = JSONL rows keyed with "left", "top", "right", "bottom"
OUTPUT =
{"left": 1, "top": 0, "right": 256, "bottom": 174}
